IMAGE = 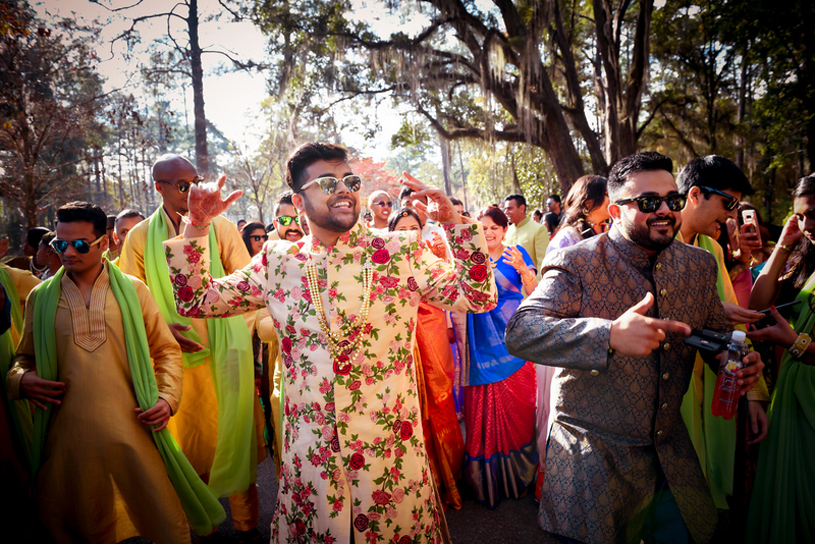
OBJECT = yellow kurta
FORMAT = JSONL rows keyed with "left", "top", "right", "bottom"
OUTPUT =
{"left": 119, "top": 208, "right": 265, "bottom": 478}
{"left": 6, "top": 266, "right": 188, "bottom": 544}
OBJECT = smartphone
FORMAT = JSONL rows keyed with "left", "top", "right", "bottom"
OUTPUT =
{"left": 752, "top": 300, "right": 802, "bottom": 329}
{"left": 742, "top": 209, "right": 761, "bottom": 245}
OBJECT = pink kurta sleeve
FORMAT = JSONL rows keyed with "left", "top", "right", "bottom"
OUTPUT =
{"left": 410, "top": 220, "right": 497, "bottom": 313}
{"left": 163, "top": 234, "right": 268, "bottom": 319}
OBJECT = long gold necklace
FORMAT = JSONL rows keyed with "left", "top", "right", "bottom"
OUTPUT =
{"left": 305, "top": 259, "right": 375, "bottom": 371}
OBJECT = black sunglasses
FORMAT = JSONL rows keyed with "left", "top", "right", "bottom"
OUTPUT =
{"left": 50, "top": 235, "right": 106, "bottom": 254}
{"left": 615, "top": 194, "right": 687, "bottom": 213}
{"left": 299, "top": 175, "right": 362, "bottom": 195}
{"left": 698, "top": 185, "right": 739, "bottom": 211}
{"left": 249, "top": 234, "right": 268, "bottom": 242}
{"left": 157, "top": 175, "right": 203, "bottom": 194}
{"left": 375, "top": 201, "right": 392, "bottom": 208}
{"left": 276, "top": 215, "right": 301, "bottom": 226}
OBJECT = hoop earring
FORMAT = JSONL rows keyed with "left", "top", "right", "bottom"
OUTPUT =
{"left": 582, "top": 207, "right": 590, "bottom": 216}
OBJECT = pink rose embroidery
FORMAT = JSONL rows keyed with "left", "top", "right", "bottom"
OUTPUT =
{"left": 371, "top": 237, "right": 386, "bottom": 249}
{"left": 372, "top": 490, "right": 391, "bottom": 506}
{"left": 406, "top": 276, "right": 419, "bottom": 291}
{"left": 174, "top": 274, "right": 188, "bottom": 286}
{"left": 236, "top": 280, "right": 250, "bottom": 291}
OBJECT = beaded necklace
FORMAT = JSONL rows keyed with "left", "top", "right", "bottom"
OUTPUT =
{"left": 305, "top": 258, "right": 375, "bottom": 371}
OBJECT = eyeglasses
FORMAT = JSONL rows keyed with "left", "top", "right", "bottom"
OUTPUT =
{"left": 299, "top": 175, "right": 362, "bottom": 195}
{"left": 375, "top": 201, "right": 392, "bottom": 208}
{"left": 615, "top": 194, "right": 687, "bottom": 213}
{"left": 50, "top": 235, "right": 106, "bottom": 254}
{"left": 698, "top": 186, "right": 739, "bottom": 211}
{"left": 276, "top": 215, "right": 301, "bottom": 226}
{"left": 249, "top": 234, "right": 268, "bottom": 242}
{"left": 157, "top": 175, "right": 203, "bottom": 194}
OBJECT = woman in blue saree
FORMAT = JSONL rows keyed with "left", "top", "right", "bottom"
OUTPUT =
{"left": 462, "top": 206, "right": 538, "bottom": 508}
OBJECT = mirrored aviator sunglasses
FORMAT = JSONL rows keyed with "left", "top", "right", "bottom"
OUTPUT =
{"left": 615, "top": 194, "right": 687, "bottom": 213}
{"left": 300, "top": 175, "right": 362, "bottom": 195}
{"left": 276, "top": 215, "right": 300, "bottom": 226}
{"left": 50, "top": 235, "right": 106, "bottom": 254}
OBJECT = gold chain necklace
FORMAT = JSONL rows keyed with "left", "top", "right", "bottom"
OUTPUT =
{"left": 305, "top": 259, "right": 375, "bottom": 370}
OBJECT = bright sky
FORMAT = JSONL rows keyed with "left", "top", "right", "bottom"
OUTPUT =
{"left": 33, "top": 0, "right": 432, "bottom": 161}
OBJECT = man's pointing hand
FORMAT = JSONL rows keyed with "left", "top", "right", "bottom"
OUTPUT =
{"left": 609, "top": 292, "right": 691, "bottom": 357}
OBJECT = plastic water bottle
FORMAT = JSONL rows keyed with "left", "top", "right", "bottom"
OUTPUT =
{"left": 711, "top": 330, "right": 748, "bottom": 420}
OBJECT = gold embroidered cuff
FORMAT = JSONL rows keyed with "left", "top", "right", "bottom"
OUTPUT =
{"left": 788, "top": 332, "right": 811, "bottom": 359}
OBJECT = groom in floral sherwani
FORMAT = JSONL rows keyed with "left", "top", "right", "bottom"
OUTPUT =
{"left": 164, "top": 142, "right": 497, "bottom": 543}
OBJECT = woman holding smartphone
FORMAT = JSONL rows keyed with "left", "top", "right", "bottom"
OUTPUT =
{"left": 746, "top": 173, "right": 815, "bottom": 543}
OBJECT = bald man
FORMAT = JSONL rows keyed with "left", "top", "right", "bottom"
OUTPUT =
{"left": 367, "top": 189, "right": 393, "bottom": 230}
{"left": 118, "top": 155, "right": 266, "bottom": 542}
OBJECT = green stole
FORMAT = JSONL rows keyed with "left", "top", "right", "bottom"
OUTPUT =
{"left": 29, "top": 264, "right": 225, "bottom": 534}
{"left": 0, "top": 265, "right": 33, "bottom": 466}
{"left": 146, "top": 208, "right": 257, "bottom": 497}
{"left": 679, "top": 234, "right": 737, "bottom": 509}
{"left": 746, "top": 271, "right": 815, "bottom": 543}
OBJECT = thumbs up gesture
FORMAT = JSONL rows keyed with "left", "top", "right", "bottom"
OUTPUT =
{"left": 609, "top": 292, "right": 692, "bottom": 357}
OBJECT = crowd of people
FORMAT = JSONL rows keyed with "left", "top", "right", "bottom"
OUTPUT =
{"left": 0, "top": 145, "right": 813, "bottom": 544}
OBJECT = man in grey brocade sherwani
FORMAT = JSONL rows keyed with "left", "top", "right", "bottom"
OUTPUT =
{"left": 505, "top": 152, "right": 764, "bottom": 544}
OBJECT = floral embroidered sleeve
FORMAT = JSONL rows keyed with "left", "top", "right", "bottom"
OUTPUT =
{"left": 409, "top": 220, "right": 497, "bottom": 314}
{"left": 163, "top": 235, "right": 268, "bottom": 318}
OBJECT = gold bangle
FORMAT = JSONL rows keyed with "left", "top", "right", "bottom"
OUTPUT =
{"left": 789, "top": 333, "right": 811, "bottom": 359}
{"left": 777, "top": 244, "right": 793, "bottom": 253}
{"left": 521, "top": 272, "right": 535, "bottom": 285}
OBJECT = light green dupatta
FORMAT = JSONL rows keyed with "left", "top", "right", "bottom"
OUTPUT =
{"left": 746, "top": 271, "right": 815, "bottom": 543}
{"left": 679, "top": 234, "right": 737, "bottom": 509}
{"left": 146, "top": 209, "right": 257, "bottom": 497}
{"left": 0, "top": 265, "right": 33, "bottom": 466}
{"left": 30, "top": 264, "right": 225, "bottom": 535}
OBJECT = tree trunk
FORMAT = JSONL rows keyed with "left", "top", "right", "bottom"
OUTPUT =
{"left": 439, "top": 131, "right": 452, "bottom": 196}
{"left": 188, "top": 0, "right": 209, "bottom": 176}
{"left": 457, "top": 141, "right": 469, "bottom": 213}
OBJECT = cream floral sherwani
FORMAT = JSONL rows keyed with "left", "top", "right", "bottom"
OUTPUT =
{"left": 164, "top": 221, "right": 496, "bottom": 544}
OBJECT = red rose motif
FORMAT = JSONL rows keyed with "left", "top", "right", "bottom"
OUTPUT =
{"left": 371, "top": 249, "right": 390, "bottom": 264}
{"left": 236, "top": 280, "right": 251, "bottom": 291}
{"left": 406, "top": 277, "right": 419, "bottom": 291}
{"left": 281, "top": 337, "right": 293, "bottom": 354}
{"left": 178, "top": 286, "right": 195, "bottom": 302}
{"left": 380, "top": 276, "right": 399, "bottom": 289}
{"left": 470, "top": 251, "right": 487, "bottom": 265}
{"left": 174, "top": 274, "right": 188, "bottom": 286}
{"left": 333, "top": 356, "right": 352, "bottom": 375}
{"left": 330, "top": 434, "right": 340, "bottom": 453}
{"left": 461, "top": 228, "right": 473, "bottom": 241}
{"left": 400, "top": 421, "right": 413, "bottom": 440}
{"left": 294, "top": 253, "right": 308, "bottom": 262}
{"left": 349, "top": 452, "right": 365, "bottom": 470}
{"left": 349, "top": 380, "right": 362, "bottom": 390}
{"left": 372, "top": 490, "right": 391, "bottom": 506}
{"left": 293, "top": 519, "right": 306, "bottom": 535}
{"left": 392, "top": 419, "right": 402, "bottom": 434}
{"left": 371, "top": 237, "right": 386, "bottom": 249}
{"left": 468, "top": 264, "right": 488, "bottom": 282}
{"left": 353, "top": 514, "right": 369, "bottom": 532}
{"left": 286, "top": 324, "right": 297, "bottom": 335}
{"left": 187, "top": 306, "right": 201, "bottom": 317}
{"left": 398, "top": 537, "right": 411, "bottom": 544}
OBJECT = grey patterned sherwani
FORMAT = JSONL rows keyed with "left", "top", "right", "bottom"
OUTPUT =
{"left": 505, "top": 226, "right": 728, "bottom": 544}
